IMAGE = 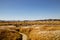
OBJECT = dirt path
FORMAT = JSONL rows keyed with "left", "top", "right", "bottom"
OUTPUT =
{"left": 20, "top": 33, "right": 27, "bottom": 40}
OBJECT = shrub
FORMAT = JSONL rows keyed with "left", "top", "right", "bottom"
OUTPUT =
{"left": 0, "top": 29, "right": 22, "bottom": 40}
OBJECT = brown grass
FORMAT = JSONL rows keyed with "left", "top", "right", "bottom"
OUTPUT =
{"left": 29, "top": 30, "right": 60, "bottom": 40}
{"left": 0, "top": 20, "right": 60, "bottom": 40}
{"left": 0, "top": 29, "right": 22, "bottom": 40}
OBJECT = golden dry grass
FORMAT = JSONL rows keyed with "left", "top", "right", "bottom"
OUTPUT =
{"left": 29, "top": 30, "right": 60, "bottom": 40}
{"left": 0, "top": 20, "right": 60, "bottom": 40}
{"left": 0, "top": 29, "right": 22, "bottom": 40}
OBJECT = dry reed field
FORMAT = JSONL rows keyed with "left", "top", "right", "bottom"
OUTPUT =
{"left": 29, "top": 30, "right": 60, "bottom": 40}
{"left": 0, "top": 19, "right": 60, "bottom": 40}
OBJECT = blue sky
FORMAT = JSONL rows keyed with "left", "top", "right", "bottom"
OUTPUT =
{"left": 0, "top": 0, "right": 60, "bottom": 20}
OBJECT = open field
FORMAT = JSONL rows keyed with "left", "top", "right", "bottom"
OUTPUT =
{"left": 0, "top": 19, "right": 60, "bottom": 40}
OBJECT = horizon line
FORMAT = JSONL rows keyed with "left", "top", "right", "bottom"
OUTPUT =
{"left": 0, "top": 19, "right": 60, "bottom": 21}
